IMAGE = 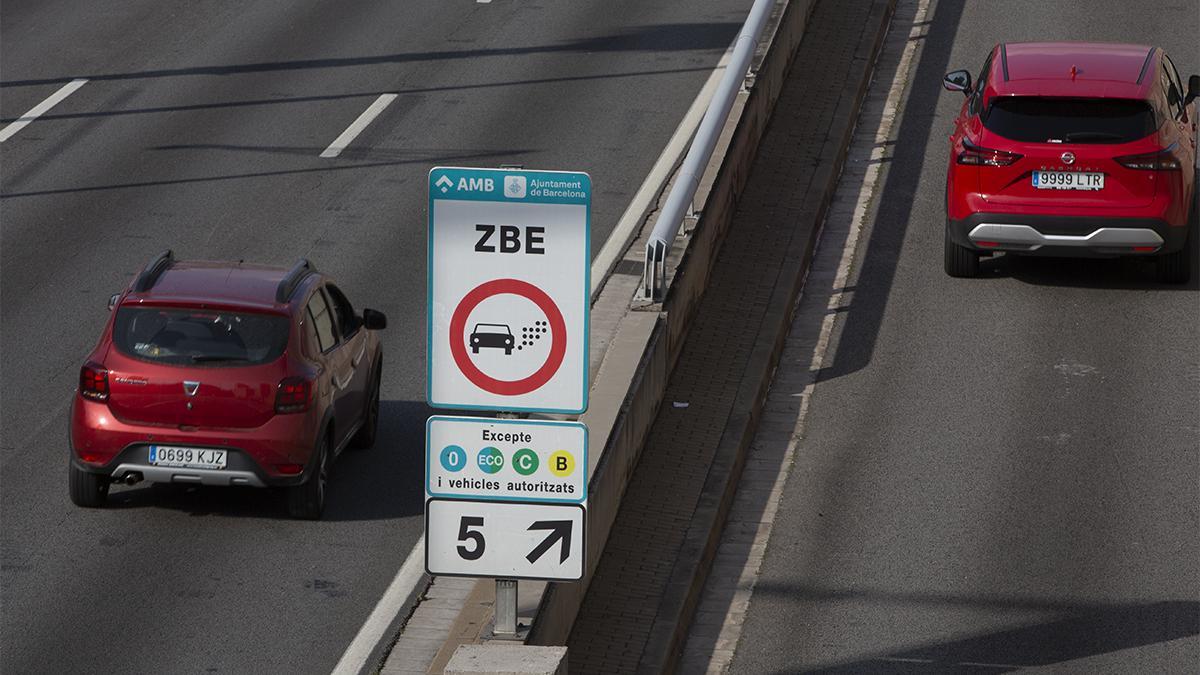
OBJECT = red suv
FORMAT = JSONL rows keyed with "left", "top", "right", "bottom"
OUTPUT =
{"left": 943, "top": 42, "right": 1198, "bottom": 282}
{"left": 69, "top": 252, "right": 386, "bottom": 519}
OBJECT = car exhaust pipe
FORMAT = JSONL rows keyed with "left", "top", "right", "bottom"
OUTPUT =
{"left": 123, "top": 472, "right": 143, "bottom": 486}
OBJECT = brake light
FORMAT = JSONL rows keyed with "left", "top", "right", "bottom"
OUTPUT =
{"left": 79, "top": 362, "right": 109, "bottom": 401}
{"left": 958, "top": 139, "right": 1022, "bottom": 166}
{"left": 275, "top": 377, "right": 313, "bottom": 414}
{"left": 1115, "top": 144, "right": 1182, "bottom": 171}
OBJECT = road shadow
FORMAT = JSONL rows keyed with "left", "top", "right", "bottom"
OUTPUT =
{"left": 0, "top": 23, "right": 741, "bottom": 88}
{"left": 0, "top": 148, "right": 535, "bottom": 199}
{"left": 105, "top": 399, "right": 430, "bottom": 522}
{"left": 742, "top": 587, "right": 1200, "bottom": 673}
{"left": 811, "top": 0, "right": 965, "bottom": 384}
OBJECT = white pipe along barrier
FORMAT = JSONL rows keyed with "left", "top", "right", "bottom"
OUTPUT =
{"left": 643, "top": 0, "right": 776, "bottom": 301}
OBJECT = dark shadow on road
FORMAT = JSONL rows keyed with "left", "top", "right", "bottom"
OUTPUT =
{"left": 104, "top": 399, "right": 430, "bottom": 522}
{"left": 0, "top": 148, "right": 534, "bottom": 199}
{"left": 0, "top": 23, "right": 740, "bottom": 88}
{"left": 0, "top": 66, "right": 714, "bottom": 124}
{"left": 811, "top": 0, "right": 965, "bottom": 384}
{"left": 749, "top": 584, "right": 1199, "bottom": 673}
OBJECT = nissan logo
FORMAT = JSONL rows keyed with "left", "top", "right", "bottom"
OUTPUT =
{"left": 1060, "top": 151, "right": 1075, "bottom": 165}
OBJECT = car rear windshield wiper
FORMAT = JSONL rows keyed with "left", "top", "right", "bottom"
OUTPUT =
{"left": 190, "top": 355, "right": 250, "bottom": 363}
{"left": 1060, "top": 131, "right": 1126, "bottom": 143}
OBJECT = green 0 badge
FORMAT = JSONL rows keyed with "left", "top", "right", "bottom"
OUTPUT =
{"left": 512, "top": 448, "right": 539, "bottom": 476}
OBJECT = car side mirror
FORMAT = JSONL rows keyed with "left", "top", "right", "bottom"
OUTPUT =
{"left": 1185, "top": 74, "right": 1199, "bottom": 106}
{"left": 363, "top": 308, "right": 387, "bottom": 330}
{"left": 108, "top": 293, "right": 120, "bottom": 311}
{"left": 943, "top": 69, "right": 972, "bottom": 96}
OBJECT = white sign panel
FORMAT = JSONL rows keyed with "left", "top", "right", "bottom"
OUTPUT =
{"left": 426, "top": 416, "right": 587, "bottom": 504}
{"left": 427, "top": 167, "right": 590, "bottom": 414}
{"left": 425, "top": 499, "right": 585, "bottom": 581}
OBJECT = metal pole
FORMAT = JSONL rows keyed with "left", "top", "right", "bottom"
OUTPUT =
{"left": 642, "top": 0, "right": 776, "bottom": 300}
{"left": 495, "top": 578, "right": 518, "bottom": 636}
{"left": 493, "top": 409, "right": 522, "bottom": 638}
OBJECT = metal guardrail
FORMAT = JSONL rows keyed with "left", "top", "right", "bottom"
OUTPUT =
{"left": 643, "top": 0, "right": 777, "bottom": 301}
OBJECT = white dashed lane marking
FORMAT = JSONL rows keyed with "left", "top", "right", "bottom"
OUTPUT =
{"left": 0, "top": 79, "right": 88, "bottom": 142}
{"left": 319, "top": 93, "right": 398, "bottom": 158}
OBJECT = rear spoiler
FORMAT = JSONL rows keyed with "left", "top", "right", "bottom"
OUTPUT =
{"left": 276, "top": 259, "right": 317, "bottom": 304}
{"left": 132, "top": 249, "right": 174, "bottom": 293}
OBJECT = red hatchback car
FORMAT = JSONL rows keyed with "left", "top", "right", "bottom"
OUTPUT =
{"left": 943, "top": 42, "right": 1198, "bottom": 282}
{"left": 70, "top": 252, "right": 386, "bottom": 519}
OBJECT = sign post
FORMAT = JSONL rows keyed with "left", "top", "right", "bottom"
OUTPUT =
{"left": 425, "top": 166, "right": 591, "bottom": 638}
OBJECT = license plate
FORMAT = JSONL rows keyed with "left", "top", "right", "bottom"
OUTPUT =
{"left": 149, "top": 446, "right": 227, "bottom": 470}
{"left": 1032, "top": 171, "right": 1104, "bottom": 190}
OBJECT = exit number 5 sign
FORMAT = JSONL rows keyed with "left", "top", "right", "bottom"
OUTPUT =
{"left": 427, "top": 167, "right": 591, "bottom": 414}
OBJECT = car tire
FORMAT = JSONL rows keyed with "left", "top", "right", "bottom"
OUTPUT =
{"left": 350, "top": 365, "right": 381, "bottom": 450}
{"left": 69, "top": 463, "right": 109, "bottom": 508}
{"left": 944, "top": 227, "right": 980, "bottom": 278}
{"left": 287, "top": 433, "right": 329, "bottom": 520}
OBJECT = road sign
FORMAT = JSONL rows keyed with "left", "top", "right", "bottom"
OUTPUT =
{"left": 425, "top": 499, "right": 585, "bottom": 581}
{"left": 427, "top": 416, "right": 587, "bottom": 504}
{"left": 427, "top": 167, "right": 590, "bottom": 414}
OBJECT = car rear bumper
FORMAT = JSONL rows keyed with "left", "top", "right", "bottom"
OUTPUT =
{"left": 73, "top": 445, "right": 278, "bottom": 487}
{"left": 70, "top": 397, "right": 316, "bottom": 486}
{"left": 947, "top": 213, "right": 1190, "bottom": 256}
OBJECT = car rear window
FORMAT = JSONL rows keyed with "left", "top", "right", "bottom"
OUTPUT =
{"left": 113, "top": 307, "right": 290, "bottom": 366}
{"left": 983, "top": 97, "right": 1157, "bottom": 144}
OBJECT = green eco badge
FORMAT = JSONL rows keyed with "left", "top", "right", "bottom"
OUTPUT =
{"left": 477, "top": 446, "right": 505, "bottom": 474}
{"left": 512, "top": 448, "right": 539, "bottom": 476}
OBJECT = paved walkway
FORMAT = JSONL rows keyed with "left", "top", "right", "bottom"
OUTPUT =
{"left": 565, "top": 0, "right": 894, "bottom": 671}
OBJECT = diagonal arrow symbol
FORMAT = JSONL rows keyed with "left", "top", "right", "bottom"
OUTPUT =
{"left": 526, "top": 520, "right": 572, "bottom": 565}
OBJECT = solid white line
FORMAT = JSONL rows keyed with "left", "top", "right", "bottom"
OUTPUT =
{"left": 0, "top": 79, "right": 88, "bottom": 143}
{"left": 589, "top": 42, "right": 735, "bottom": 297}
{"left": 320, "top": 93, "right": 398, "bottom": 158}
{"left": 329, "top": 534, "right": 426, "bottom": 675}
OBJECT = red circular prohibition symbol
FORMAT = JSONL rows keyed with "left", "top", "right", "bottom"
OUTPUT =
{"left": 449, "top": 278, "right": 567, "bottom": 396}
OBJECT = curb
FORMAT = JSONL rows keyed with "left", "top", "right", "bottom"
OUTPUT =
{"left": 635, "top": 0, "right": 897, "bottom": 671}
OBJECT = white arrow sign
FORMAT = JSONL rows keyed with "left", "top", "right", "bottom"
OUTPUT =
{"left": 425, "top": 499, "right": 585, "bottom": 581}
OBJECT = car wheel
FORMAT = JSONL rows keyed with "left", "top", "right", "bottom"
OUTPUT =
{"left": 350, "top": 365, "right": 381, "bottom": 450}
{"left": 287, "top": 433, "right": 329, "bottom": 520}
{"left": 944, "top": 226, "right": 980, "bottom": 278}
{"left": 69, "top": 463, "right": 109, "bottom": 508}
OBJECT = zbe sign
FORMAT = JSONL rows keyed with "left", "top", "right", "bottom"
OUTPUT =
{"left": 427, "top": 167, "right": 591, "bottom": 414}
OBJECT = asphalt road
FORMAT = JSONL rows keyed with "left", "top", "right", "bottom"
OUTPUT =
{"left": 732, "top": 0, "right": 1200, "bottom": 672}
{"left": 0, "top": 1, "right": 751, "bottom": 672}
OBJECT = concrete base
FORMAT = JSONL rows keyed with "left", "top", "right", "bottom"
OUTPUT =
{"left": 444, "top": 645, "right": 567, "bottom": 675}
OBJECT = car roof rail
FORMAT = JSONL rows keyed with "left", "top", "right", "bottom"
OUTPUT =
{"left": 132, "top": 249, "right": 175, "bottom": 293}
{"left": 276, "top": 258, "right": 317, "bottom": 304}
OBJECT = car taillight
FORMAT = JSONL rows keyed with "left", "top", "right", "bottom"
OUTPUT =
{"left": 79, "top": 362, "right": 109, "bottom": 401}
{"left": 275, "top": 377, "right": 313, "bottom": 414}
{"left": 1115, "top": 144, "right": 1182, "bottom": 171}
{"left": 957, "top": 139, "right": 1022, "bottom": 166}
